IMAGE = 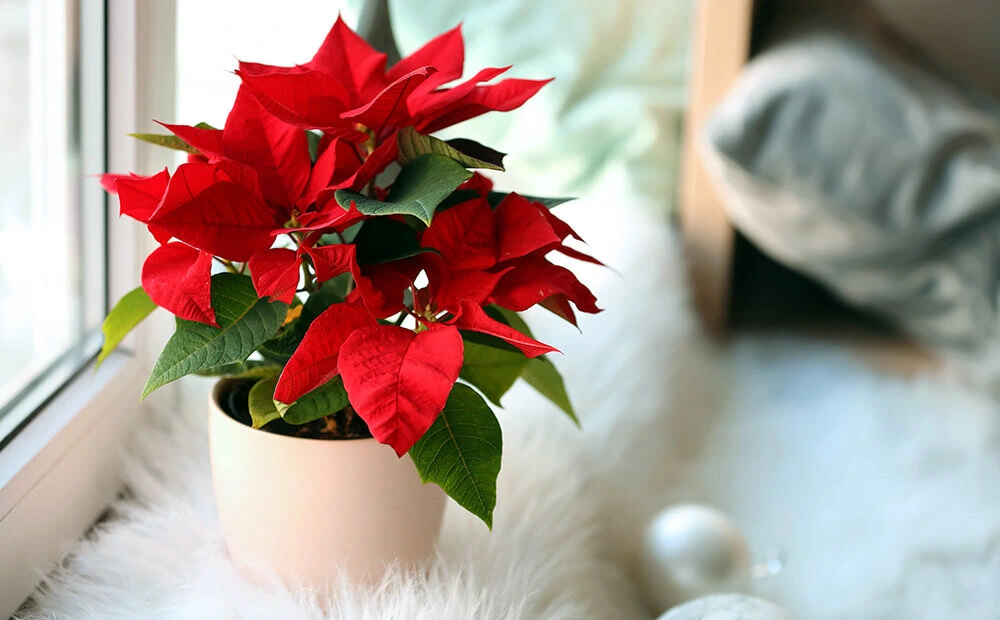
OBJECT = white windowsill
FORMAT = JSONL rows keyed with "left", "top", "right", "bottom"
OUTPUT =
{"left": 0, "top": 351, "right": 144, "bottom": 617}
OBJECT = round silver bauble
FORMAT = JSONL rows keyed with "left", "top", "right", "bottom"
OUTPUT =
{"left": 636, "top": 504, "right": 752, "bottom": 614}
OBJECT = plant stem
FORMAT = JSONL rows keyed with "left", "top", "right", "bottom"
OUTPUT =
{"left": 214, "top": 257, "right": 239, "bottom": 273}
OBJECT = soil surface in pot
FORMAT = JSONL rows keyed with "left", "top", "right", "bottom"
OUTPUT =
{"left": 221, "top": 379, "right": 373, "bottom": 440}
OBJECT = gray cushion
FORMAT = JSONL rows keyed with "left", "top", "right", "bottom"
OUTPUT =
{"left": 703, "top": 18, "right": 1000, "bottom": 355}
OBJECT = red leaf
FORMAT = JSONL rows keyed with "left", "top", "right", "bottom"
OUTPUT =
{"left": 157, "top": 122, "right": 225, "bottom": 159}
{"left": 459, "top": 172, "right": 495, "bottom": 196}
{"left": 274, "top": 303, "right": 376, "bottom": 404}
{"left": 306, "top": 15, "right": 387, "bottom": 101}
{"left": 339, "top": 324, "right": 464, "bottom": 456}
{"left": 342, "top": 137, "right": 399, "bottom": 192}
{"left": 101, "top": 172, "right": 172, "bottom": 243}
{"left": 452, "top": 299, "right": 557, "bottom": 357}
{"left": 489, "top": 257, "right": 601, "bottom": 317}
{"left": 236, "top": 67, "right": 360, "bottom": 136}
{"left": 141, "top": 242, "right": 216, "bottom": 325}
{"left": 494, "top": 193, "right": 561, "bottom": 263}
{"left": 387, "top": 24, "right": 464, "bottom": 84}
{"left": 421, "top": 196, "right": 496, "bottom": 271}
{"left": 555, "top": 244, "right": 605, "bottom": 267}
{"left": 417, "top": 76, "right": 552, "bottom": 134}
{"left": 149, "top": 162, "right": 278, "bottom": 261}
{"left": 287, "top": 202, "right": 366, "bottom": 235}
{"left": 354, "top": 258, "right": 422, "bottom": 319}
{"left": 341, "top": 67, "right": 432, "bottom": 134}
{"left": 540, "top": 294, "right": 578, "bottom": 326}
{"left": 248, "top": 248, "right": 301, "bottom": 304}
{"left": 409, "top": 66, "right": 509, "bottom": 118}
{"left": 302, "top": 243, "right": 357, "bottom": 283}
{"left": 420, "top": 253, "right": 509, "bottom": 314}
{"left": 112, "top": 170, "right": 174, "bottom": 245}
{"left": 541, "top": 206, "right": 584, "bottom": 242}
{"left": 221, "top": 86, "right": 311, "bottom": 208}
{"left": 298, "top": 138, "right": 360, "bottom": 209}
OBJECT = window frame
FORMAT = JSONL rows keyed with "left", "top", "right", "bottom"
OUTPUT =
{"left": 0, "top": 1, "right": 177, "bottom": 615}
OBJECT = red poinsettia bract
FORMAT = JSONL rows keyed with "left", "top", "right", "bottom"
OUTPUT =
{"left": 100, "top": 17, "right": 599, "bottom": 460}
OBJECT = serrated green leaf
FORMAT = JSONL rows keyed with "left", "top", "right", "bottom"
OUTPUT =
{"left": 98, "top": 287, "right": 156, "bottom": 368}
{"left": 334, "top": 153, "right": 473, "bottom": 225}
{"left": 459, "top": 338, "right": 527, "bottom": 406}
{"left": 127, "top": 132, "right": 200, "bottom": 154}
{"left": 397, "top": 126, "right": 505, "bottom": 171}
{"left": 486, "top": 191, "right": 575, "bottom": 209}
{"left": 142, "top": 273, "right": 287, "bottom": 399}
{"left": 409, "top": 384, "right": 502, "bottom": 529}
{"left": 353, "top": 217, "right": 436, "bottom": 265}
{"left": 248, "top": 376, "right": 281, "bottom": 429}
{"left": 195, "top": 359, "right": 281, "bottom": 380}
{"left": 276, "top": 376, "right": 350, "bottom": 425}
{"left": 483, "top": 306, "right": 578, "bottom": 425}
{"left": 522, "top": 356, "right": 578, "bottom": 426}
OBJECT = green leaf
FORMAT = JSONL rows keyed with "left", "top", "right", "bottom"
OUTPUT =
{"left": 486, "top": 191, "right": 575, "bottom": 209}
{"left": 522, "top": 356, "right": 578, "bottom": 426}
{"left": 306, "top": 130, "right": 321, "bottom": 163}
{"left": 194, "top": 122, "right": 218, "bottom": 130}
{"left": 397, "top": 126, "right": 505, "bottom": 171}
{"left": 248, "top": 377, "right": 281, "bottom": 429}
{"left": 142, "top": 273, "right": 288, "bottom": 399}
{"left": 127, "top": 133, "right": 200, "bottom": 155}
{"left": 275, "top": 377, "right": 350, "bottom": 425}
{"left": 195, "top": 359, "right": 281, "bottom": 380}
{"left": 353, "top": 217, "right": 437, "bottom": 265}
{"left": 301, "top": 274, "right": 351, "bottom": 322}
{"left": 459, "top": 338, "right": 527, "bottom": 406}
{"left": 98, "top": 287, "right": 156, "bottom": 368}
{"left": 483, "top": 306, "right": 578, "bottom": 425}
{"left": 409, "top": 384, "right": 502, "bottom": 529}
{"left": 334, "top": 153, "right": 473, "bottom": 225}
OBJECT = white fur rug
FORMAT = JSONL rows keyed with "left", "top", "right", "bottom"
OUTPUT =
{"left": 21, "top": 181, "right": 1000, "bottom": 619}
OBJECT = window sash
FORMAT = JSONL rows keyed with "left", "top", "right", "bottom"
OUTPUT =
{"left": 0, "top": 1, "right": 178, "bottom": 615}
{"left": 0, "top": 0, "right": 108, "bottom": 444}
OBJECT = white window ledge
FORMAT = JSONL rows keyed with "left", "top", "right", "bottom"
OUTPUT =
{"left": 0, "top": 350, "right": 143, "bottom": 617}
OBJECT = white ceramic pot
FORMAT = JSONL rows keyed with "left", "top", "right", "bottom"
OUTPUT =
{"left": 208, "top": 379, "right": 446, "bottom": 587}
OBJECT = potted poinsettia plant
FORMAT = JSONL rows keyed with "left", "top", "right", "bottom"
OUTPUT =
{"left": 99, "top": 17, "right": 601, "bottom": 585}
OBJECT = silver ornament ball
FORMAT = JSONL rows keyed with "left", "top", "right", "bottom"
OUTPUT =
{"left": 658, "top": 594, "right": 792, "bottom": 620}
{"left": 636, "top": 504, "right": 752, "bottom": 615}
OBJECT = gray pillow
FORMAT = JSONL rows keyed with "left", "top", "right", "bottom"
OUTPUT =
{"left": 703, "top": 18, "right": 1000, "bottom": 356}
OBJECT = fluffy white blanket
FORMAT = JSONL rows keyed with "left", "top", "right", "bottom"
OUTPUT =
{"left": 22, "top": 183, "right": 1000, "bottom": 619}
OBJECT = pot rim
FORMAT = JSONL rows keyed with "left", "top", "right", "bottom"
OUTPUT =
{"left": 210, "top": 377, "right": 378, "bottom": 446}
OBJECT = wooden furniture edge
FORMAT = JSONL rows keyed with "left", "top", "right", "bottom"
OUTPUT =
{"left": 680, "top": 0, "right": 754, "bottom": 334}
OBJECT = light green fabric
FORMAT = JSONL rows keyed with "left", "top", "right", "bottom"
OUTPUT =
{"left": 348, "top": 0, "right": 691, "bottom": 212}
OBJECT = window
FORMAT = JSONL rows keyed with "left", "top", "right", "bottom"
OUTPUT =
{"left": 0, "top": 1, "right": 173, "bottom": 615}
{"left": 0, "top": 0, "right": 106, "bottom": 444}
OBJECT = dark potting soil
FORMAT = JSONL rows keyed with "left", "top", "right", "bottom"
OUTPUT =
{"left": 221, "top": 378, "right": 373, "bottom": 440}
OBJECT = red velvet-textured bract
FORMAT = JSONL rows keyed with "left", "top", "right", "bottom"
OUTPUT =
{"left": 339, "top": 324, "right": 464, "bottom": 456}
{"left": 452, "top": 299, "right": 557, "bottom": 358}
{"left": 141, "top": 242, "right": 216, "bottom": 326}
{"left": 248, "top": 248, "right": 301, "bottom": 304}
{"left": 149, "top": 163, "right": 278, "bottom": 261}
{"left": 274, "top": 303, "right": 377, "bottom": 404}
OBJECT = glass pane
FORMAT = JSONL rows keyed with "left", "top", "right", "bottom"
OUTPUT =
{"left": 0, "top": 0, "right": 105, "bottom": 434}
